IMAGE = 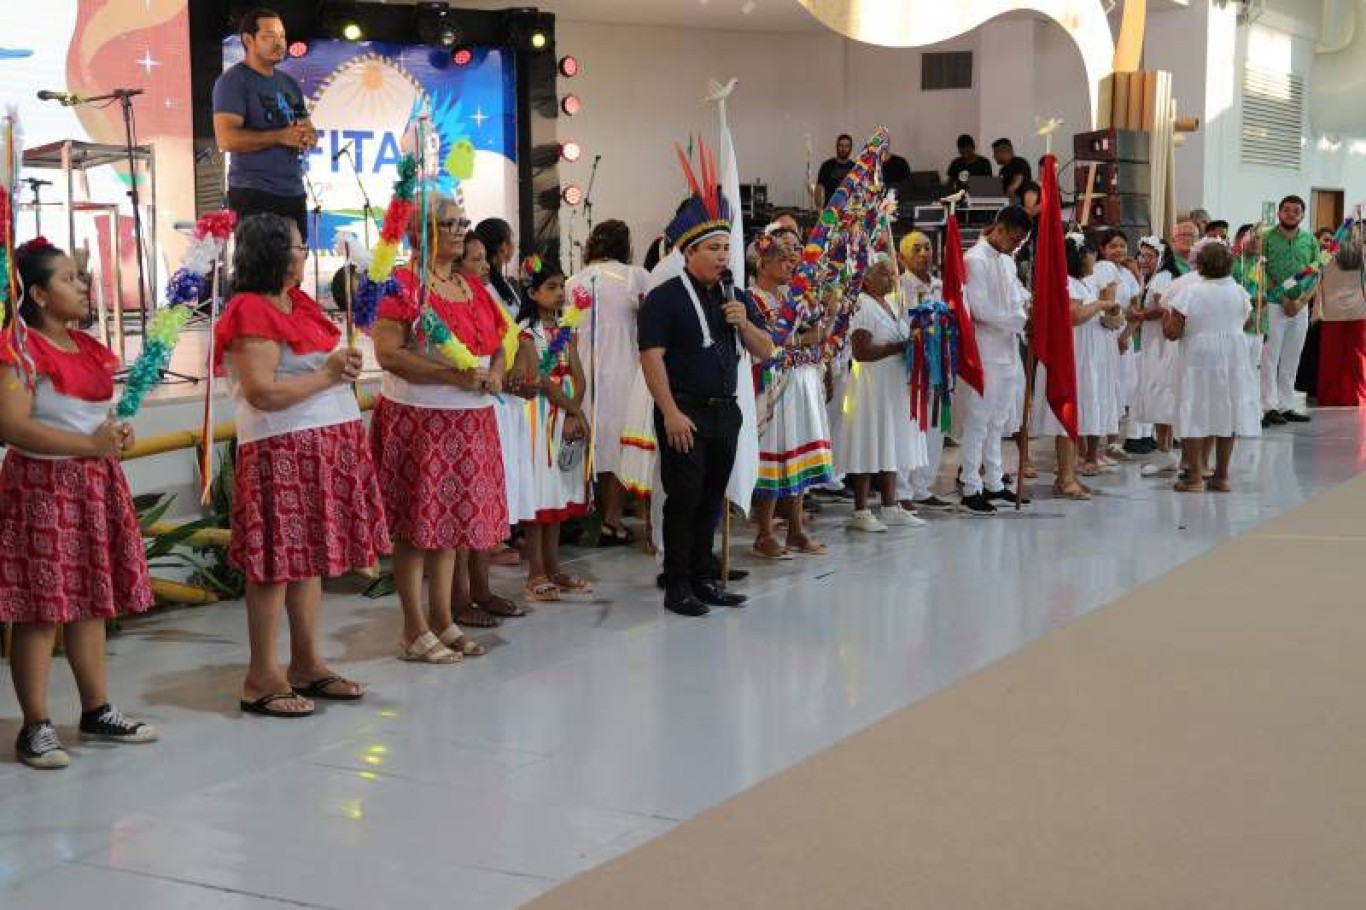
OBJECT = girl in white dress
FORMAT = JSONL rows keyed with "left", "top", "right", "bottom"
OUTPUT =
{"left": 513, "top": 257, "right": 592, "bottom": 601}
{"left": 1164, "top": 242, "right": 1262, "bottom": 492}
{"left": 835, "top": 256, "right": 926, "bottom": 531}
{"left": 1067, "top": 237, "right": 1123, "bottom": 474}
{"left": 1034, "top": 236, "right": 1118, "bottom": 499}
{"left": 567, "top": 221, "right": 651, "bottom": 545}
{"left": 1094, "top": 229, "right": 1146, "bottom": 456}
{"left": 1133, "top": 237, "right": 1184, "bottom": 476}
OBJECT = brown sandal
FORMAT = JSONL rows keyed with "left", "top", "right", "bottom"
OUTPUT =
{"left": 1174, "top": 479, "right": 1206, "bottom": 493}
{"left": 785, "top": 532, "right": 827, "bottom": 555}
{"left": 752, "top": 536, "right": 793, "bottom": 560}
{"left": 524, "top": 575, "right": 561, "bottom": 602}
{"left": 550, "top": 572, "right": 593, "bottom": 593}
{"left": 1052, "top": 480, "right": 1092, "bottom": 500}
{"left": 476, "top": 594, "right": 527, "bottom": 618}
{"left": 1209, "top": 477, "right": 1231, "bottom": 493}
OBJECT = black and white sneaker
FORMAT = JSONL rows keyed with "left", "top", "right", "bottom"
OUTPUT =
{"left": 912, "top": 495, "right": 956, "bottom": 512}
{"left": 79, "top": 704, "right": 159, "bottom": 744}
{"left": 959, "top": 493, "right": 997, "bottom": 516}
{"left": 17, "top": 720, "right": 70, "bottom": 770}
{"left": 986, "top": 487, "right": 1031, "bottom": 506}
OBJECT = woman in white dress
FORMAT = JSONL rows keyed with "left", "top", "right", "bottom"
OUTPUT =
{"left": 1034, "top": 236, "right": 1118, "bottom": 499}
{"left": 1164, "top": 241, "right": 1262, "bottom": 492}
{"left": 1066, "top": 237, "right": 1123, "bottom": 474}
{"left": 1133, "top": 237, "right": 1185, "bottom": 476}
{"left": 568, "top": 221, "right": 650, "bottom": 545}
{"left": 834, "top": 256, "right": 926, "bottom": 532}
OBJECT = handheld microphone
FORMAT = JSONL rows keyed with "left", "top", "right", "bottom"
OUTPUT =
{"left": 720, "top": 269, "right": 742, "bottom": 342}
{"left": 36, "top": 89, "right": 79, "bottom": 105}
{"left": 332, "top": 142, "right": 353, "bottom": 163}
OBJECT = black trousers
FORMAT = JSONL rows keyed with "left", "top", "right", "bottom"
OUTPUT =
{"left": 655, "top": 397, "right": 741, "bottom": 589}
{"left": 227, "top": 187, "right": 309, "bottom": 243}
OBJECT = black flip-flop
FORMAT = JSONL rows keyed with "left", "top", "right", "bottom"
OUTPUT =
{"left": 291, "top": 675, "right": 365, "bottom": 702}
{"left": 476, "top": 594, "right": 527, "bottom": 618}
{"left": 596, "top": 525, "right": 635, "bottom": 547}
{"left": 456, "top": 607, "right": 502, "bottom": 628}
{"left": 240, "top": 691, "right": 315, "bottom": 718}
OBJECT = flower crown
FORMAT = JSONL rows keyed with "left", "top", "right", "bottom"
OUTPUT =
{"left": 15, "top": 236, "right": 55, "bottom": 257}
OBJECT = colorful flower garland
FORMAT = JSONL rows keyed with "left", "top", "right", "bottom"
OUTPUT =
{"left": 535, "top": 273, "right": 592, "bottom": 375}
{"left": 115, "top": 211, "right": 235, "bottom": 419}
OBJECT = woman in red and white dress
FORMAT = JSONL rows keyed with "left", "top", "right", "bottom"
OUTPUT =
{"left": 217, "top": 214, "right": 390, "bottom": 718}
{"left": 0, "top": 239, "right": 157, "bottom": 769}
{"left": 371, "top": 195, "right": 509, "bottom": 664}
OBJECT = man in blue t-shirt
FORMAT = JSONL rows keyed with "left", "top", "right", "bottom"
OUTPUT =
{"left": 212, "top": 8, "right": 315, "bottom": 240}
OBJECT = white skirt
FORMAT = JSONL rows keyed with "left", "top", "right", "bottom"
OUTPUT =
{"left": 525, "top": 403, "right": 591, "bottom": 521}
{"left": 756, "top": 364, "right": 833, "bottom": 498}
{"left": 1174, "top": 331, "right": 1263, "bottom": 439}
{"left": 494, "top": 395, "right": 536, "bottom": 523}
{"left": 835, "top": 357, "right": 928, "bottom": 476}
{"left": 616, "top": 379, "right": 657, "bottom": 497}
{"left": 1075, "top": 323, "right": 1121, "bottom": 436}
{"left": 1136, "top": 333, "right": 1179, "bottom": 426}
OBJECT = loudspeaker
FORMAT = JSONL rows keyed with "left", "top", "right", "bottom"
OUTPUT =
{"left": 1084, "top": 194, "right": 1151, "bottom": 227}
{"left": 1073, "top": 160, "right": 1150, "bottom": 196}
{"left": 1073, "top": 128, "right": 1149, "bottom": 163}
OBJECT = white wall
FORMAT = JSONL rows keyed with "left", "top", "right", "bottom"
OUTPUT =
{"left": 552, "top": 18, "right": 1088, "bottom": 263}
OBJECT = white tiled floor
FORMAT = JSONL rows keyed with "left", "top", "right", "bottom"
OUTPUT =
{"left": 1, "top": 413, "right": 1362, "bottom": 909}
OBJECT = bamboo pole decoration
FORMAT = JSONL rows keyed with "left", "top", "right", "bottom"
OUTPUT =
{"left": 197, "top": 257, "right": 221, "bottom": 505}
{"left": 1114, "top": 0, "right": 1149, "bottom": 72}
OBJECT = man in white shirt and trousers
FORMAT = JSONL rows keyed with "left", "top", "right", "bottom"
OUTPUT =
{"left": 958, "top": 205, "right": 1034, "bottom": 516}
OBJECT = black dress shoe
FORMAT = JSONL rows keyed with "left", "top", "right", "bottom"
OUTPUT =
{"left": 664, "top": 585, "right": 709, "bottom": 617}
{"left": 1263, "top": 410, "right": 1286, "bottom": 426}
{"left": 1281, "top": 410, "right": 1311, "bottom": 423}
{"left": 692, "top": 582, "right": 748, "bottom": 608}
{"left": 657, "top": 568, "right": 750, "bottom": 590}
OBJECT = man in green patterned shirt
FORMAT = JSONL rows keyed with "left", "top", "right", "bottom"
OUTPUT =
{"left": 1260, "top": 194, "right": 1319, "bottom": 425}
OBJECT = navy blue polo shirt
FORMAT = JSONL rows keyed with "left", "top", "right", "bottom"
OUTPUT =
{"left": 212, "top": 62, "right": 308, "bottom": 197}
{"left": 638, "top": 272, "right": 765, "bottom": 399}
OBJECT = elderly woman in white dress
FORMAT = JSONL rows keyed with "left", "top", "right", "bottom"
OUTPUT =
{"left": 567, "top": 220, "right": 651, "bottom": 545}
{"left": 1164, "top": 241, "right": 1261, "bottom": 492}
{"left": 834, "top": 256, "right": 926, "bottom": 532}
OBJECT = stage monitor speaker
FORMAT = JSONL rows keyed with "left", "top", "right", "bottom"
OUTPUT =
{"left": 1072, "top": 161, "right": 1150, "bottom": 197}
{"left": 912, "top": 204, "right": 946, "bottom": 227}
{"left": 1084, "top": 193, "right": 1151, "bottom": 228}
{"left": 1074, "top": 128, "right": 1149, "bottom": 163}
{"left": 907, "top": 170, "right": 944, "bottom": 202}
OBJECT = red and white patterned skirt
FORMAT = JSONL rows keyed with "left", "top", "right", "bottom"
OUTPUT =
{"left": 0, "top": 453, "right": 153, "bottom": 624}
{"left": 230, "top": 420, "right": 392, "bottom": 584}
{"left": 369, "top": 397, "right": 508, "bottom": 551}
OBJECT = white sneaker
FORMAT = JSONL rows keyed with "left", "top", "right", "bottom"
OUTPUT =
{"left": 847, "top": 509, "right": 888, "bottom": 533}
{"left": 880, "top": 505, "right": 926, "bottom": 528}
{"left": 1140, "top": 452, "right": 1181, "bottom": 477}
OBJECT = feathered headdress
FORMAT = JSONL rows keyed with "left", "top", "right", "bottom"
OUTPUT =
{"left": 666, "top": 136, "right": 732, "bottom": 252}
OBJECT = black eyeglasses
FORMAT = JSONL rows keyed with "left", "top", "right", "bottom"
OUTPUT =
{"left": 436, "top": 218, "right": 471, "bottom": 231}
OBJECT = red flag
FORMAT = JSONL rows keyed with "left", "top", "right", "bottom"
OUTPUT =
{"left": 1032, "top": 154, "right": 1078, "bottom": 438}
{"left": 941, "top": 211, "right": 984, "bottom": 395}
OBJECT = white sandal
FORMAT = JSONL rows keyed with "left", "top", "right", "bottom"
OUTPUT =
{"left": 399, "top": 630, "right": 462, "bottom": 664}
{"left": 438, "top": 625, "right": 488, "bottom": 658}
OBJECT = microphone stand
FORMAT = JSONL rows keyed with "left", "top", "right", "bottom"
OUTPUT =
{"left": 583, "top": 154, "right": 601, "bottom": 235}
{"left": 24, "top": 178, "right": 50, "bottom": 235}
{"left": 338, "top": 148, "right": 373, "bottom": 247}
{"left": 301, "top": 162, "right": 324, "bottom": 300}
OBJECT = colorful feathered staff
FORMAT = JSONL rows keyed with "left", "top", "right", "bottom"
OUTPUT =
{"left": 115, "top": 210, "right": 235, "bottom": 422}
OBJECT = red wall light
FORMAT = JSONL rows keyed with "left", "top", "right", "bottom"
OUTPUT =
{"left": 560, "top": 94, "right": 581, "bottom": 116}
{"left": 558, "top": 55, "right": 579, "bottom": 77}
{"left": 560, "top": 141, "right": 582, "bottom": 163}
{"left": 562, "top": 184, "right": 584, "bottom": 206}
{"left": 288, "top": 40, "right": 310, "bottom": 58}
{"left": 452, "top": 45, "right": 474, "bottom": 67}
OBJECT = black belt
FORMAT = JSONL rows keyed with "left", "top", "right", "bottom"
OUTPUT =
{"left": 674, "top": 393, "right": 736, "bottom": 407}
